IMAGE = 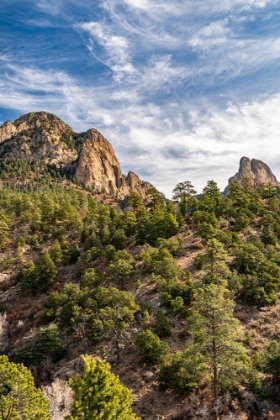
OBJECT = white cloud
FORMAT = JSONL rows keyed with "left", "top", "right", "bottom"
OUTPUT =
{"left": 2, "top": 63, "right": 280, "bottom": 197}
{"left": 122, "top": 0, "right": 151, "bottom": 10}
{"left": 74, "top": 0, "right": 280, "bottom": 99}
{"left": 119, "top": 0, "right": 275, "bottom": 14}
{"left": 187, "top": 32, "right": 280, "bottom": 88}
{"left": 104, "top": 93, "right": 280, "bottom": 197}
{"left": 139, "top": 55, "right": 187, "bottom": 91}
{"left": 78, "top": 21, "right": 129, "bottom": 62}
{"left": 36, "top": 0, "right": 64, "bottom": 16}
{"left": 190, "top": 19, "right": 231, "bottom": 48}
{"left": 108, "top": 0, "right": 180, "bottom": 16}
{"left": 77, "top": 21, "right": 138, "bottom": 81}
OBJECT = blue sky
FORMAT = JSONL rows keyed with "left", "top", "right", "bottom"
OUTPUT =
{"left": 1, "top": 0, "right": 280, "bottom": 196}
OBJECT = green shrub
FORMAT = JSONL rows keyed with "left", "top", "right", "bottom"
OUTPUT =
{"left": 263, "top": 341, "right": 280, "bottom": 384}
{"left": 153, "top": 310, "right": 171, "bottom": 338}
{"left": 69, "top": 244, "right": 80, "bottom": 264}
{"left": 240, "top": 271, "right": 280, "bottom": 306}
{"left": 136, "top": 330, "right": 169, "bottom": 363}
{"left": 1, "top": 257, "right": 15, "bottom": 270}
{"left": 85, "top": 246, "right": 102, "bottom": 262}
{"left": 14, "top": 324, "right": 66, "bottom": 366}
{"left": 46, "top": 284, "right": 138, "bottom": 342}
{"left": 140, "top": 247, "right": 183, "bottom": 279}
{"left": 234, "top": 212, "right": 252, "bottom": 231}
{"left": 246, "top": 370, "right": 265, "bottom": 398}
{"left": 194, "top": 253, "right": 206, "bottom": 270}
{"left": 81, "top": 268, "right": 103, "bottom": 288}
{"left": 17, "top": 252, "right": 57, "bottom": 294}
{"left": 111, "top": 228, "right": 127, "bottom": 250}
{"left": 103, "top": 245, "right": 116, "bottom": 261}
{"left": 159, "top": 347, "right": 208, "bottom": 393}
{"left": 156, "top": 236, "right": 184, "bottom": 256}
{"left": 159, "top": 276, "right": 194, "bottom": 311}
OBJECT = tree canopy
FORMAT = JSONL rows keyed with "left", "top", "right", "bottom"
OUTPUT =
{"left": 0, "top": 355, "right": 51, "bottom": 420}
{"left": 66, "top": 355, "right": 140, "bottom": 420}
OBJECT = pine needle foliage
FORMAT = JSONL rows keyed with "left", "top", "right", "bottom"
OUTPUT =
{"left": 66, "top": 355, "right": 140, "bottom": 420}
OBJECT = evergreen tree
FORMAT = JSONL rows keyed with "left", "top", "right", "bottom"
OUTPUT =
{"left": 0, "top": 355, "right": 51, "bottom": 420}
{"left": 66, "top": 355, "right": 140, "bottom": 420}
{"left": 263, "top": 341, "right": 280, "bottom": 384}
{"left": 159, "top": 347, "right": 208, "bottom": 393}
{"left": 106, "top": 257, "right": 135, "bottom": 289}
{"left": 14, "top": 324, "right": 66, "bottom": 366}
{"left": 95, "top": 287, "right": 139, "bottom": 348}
{"left": 18, "top": 252, "right": 57, "bottom": 294}
{"left": 153, "top": 310, "right": 172, "bottom": 338}
{"left": 146, "top": 187, "right": 165, "bottom": 210}
{"left": 126, "top": 192, "right": 144, "bottom": 214}
{"left": 49, "top": 239, "right": 63, "bottom": 263}
{"left": 172, "top": 180, "right": 197, "bottom": 216}
{"left": 199, "top": 180, "right": 222, "bottom": 215}
{"left": 190, "top": 284, "right": 250, "bottom": 399}
{"left": 0, "top": 218, "right": 10, "bottom": 249}
{"left": 136, "top": 330, "right": 170, "bottom": 363}
{"left": 203, "top": 238, "right": 230, "bottom": 284}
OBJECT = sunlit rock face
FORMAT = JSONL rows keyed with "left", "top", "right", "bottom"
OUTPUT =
{"left": 224, "top": 156, "right": 279, "bottom": 193}
{"left": 0, "top": 112, "right": 153, "bottom": 198}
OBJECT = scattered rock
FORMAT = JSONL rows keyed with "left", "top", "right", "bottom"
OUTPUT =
{"left": 143, "top": 371, "right": 154, "bottom": 379}
{"left": 149, "top": 299, "right": 161, "bottom": 309}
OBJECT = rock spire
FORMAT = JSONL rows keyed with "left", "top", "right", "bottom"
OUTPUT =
{"left": 224, "top": 156, "right": 279, "bottom": 193}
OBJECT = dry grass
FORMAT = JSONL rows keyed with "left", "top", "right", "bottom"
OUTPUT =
{"left": 244, "top": 302, "right": 280, "bottom": 353}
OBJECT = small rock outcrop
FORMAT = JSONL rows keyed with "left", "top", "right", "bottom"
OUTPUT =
{"left": 0, "top": 112, "right": 153, "bottom": 198}
{"left": 224, "top": 156, "right": 279, "bottom": 193}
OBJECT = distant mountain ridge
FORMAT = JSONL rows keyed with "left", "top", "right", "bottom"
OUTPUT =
{"left": 224, "top": 156, "right": 279, "bottom": 194}
{"left": 0, "top": 112, "right": 153, "bottom": 198}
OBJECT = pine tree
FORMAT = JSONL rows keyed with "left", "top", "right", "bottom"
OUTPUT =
{"left": 36, "top": 252, "right": 57, "bottom": 291}
{"left": 0, "top": 355, "right": 51, "bottom": 420}
{"left": 107, "top": 258, "right": 135, "bottom": 289}
{"left": 136, "top": 330, "right": 170, "bottom": 363}
{"left": 172, "top": 180, "right": 197, "bottom": 216}
{"left": 18, "top": 252, "right": 57, "bottom": 294}
{"left": 66, "top": 355, "right": 140, "bottom": 420}
{"left": 49, "top": 239, "right": 63, "bottom": 263}
{"left": 146, "top": 187, "right": 165, "bottom": 210}
{"left": 203, "top": 238, "right": 230, "bottom": 284}
{"left": 126, "top": 192, "right": 144, "bottom": 214}
{"left": 153, "top": 310, "right": 172, "bottom": 338}
{"left": 190, "top": 284, "right": 250, "bottom": 399}
{"left": 199, "top": 180, "right": 221, "bottom": 215}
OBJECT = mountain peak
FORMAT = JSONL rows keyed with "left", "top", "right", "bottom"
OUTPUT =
{"left": 14, "top": 111, "right": 74, "bottom": 134}
{"left": 225, "top": 156, "right": 279, "bottom": 193}
{"left": 0, "top": 112, "right": 153, "bottom": 198}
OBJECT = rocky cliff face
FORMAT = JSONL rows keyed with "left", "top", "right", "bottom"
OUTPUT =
{"left": 0, "top": 112, "right": 153, "bottom": 198}
{"left": 224, "top": 156, "right": 279, "bottom": 193}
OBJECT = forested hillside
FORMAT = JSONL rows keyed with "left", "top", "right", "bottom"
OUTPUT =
{"left": 1, "top": 157, "right": 280, "bottom": 419}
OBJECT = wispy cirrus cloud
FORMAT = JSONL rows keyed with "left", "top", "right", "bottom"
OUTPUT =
{"left": 76, "top": 21, "right": 136, "bottom": 82}
{"left": 75, "top": 0, "right": 280, "bottom": 96}
{"left": 189, "top": 19, "right": 231, "bottom": 48}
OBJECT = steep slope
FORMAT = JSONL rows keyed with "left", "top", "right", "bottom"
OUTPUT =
{"left": 2, "top": 153, "right": 280, "bottom": 419}
{"left": 0, "top": 112, "right": 152, "bottom": 198}
{"left": 224, "top": 156, "right": 279, "bottom": 193}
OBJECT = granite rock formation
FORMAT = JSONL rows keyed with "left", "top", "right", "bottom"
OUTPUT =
{"left": 224, "top": 156, "right": 279, "bottom": 193}
{"left": 0, "top": 112, "right": 153, "bottom": 198}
